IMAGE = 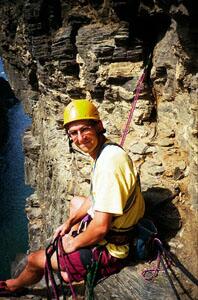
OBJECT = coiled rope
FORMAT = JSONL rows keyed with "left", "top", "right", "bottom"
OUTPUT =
{"left": 142, "top": 238, "right": 198, "bottom": 300}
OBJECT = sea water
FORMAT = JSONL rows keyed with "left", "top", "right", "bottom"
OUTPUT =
{"left": 0, "top": 102, "right": 33, "bottom": 279}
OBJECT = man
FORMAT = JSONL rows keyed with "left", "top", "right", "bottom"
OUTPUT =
{"left": 0, "top": 99, "right": 145, "bottom": 294}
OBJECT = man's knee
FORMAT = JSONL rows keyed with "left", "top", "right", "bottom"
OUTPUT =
{"left": 28, "top": 250, "right": 45, "bottom": 270}
{"left": 61, "top": 271, "right": 69, "bottom": 282}
{"left": 70, "top": 196, "right": 88, "bottom": 212}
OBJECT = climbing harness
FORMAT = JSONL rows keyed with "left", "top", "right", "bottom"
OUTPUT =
{"left": 142, "top": 238, "right": 198, "bottom": 300}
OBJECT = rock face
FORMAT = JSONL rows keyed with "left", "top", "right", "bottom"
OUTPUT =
{"left": 0, "top": 0, "right": 197, "bottom": 298}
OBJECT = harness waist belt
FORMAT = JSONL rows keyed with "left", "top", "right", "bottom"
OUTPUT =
{"left": 105, "top": 227, "right": 137, "bottom": 245}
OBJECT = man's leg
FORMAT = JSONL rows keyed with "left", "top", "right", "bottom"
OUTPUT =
{"left": 4, "top": 196, "right": 89, "bottom": 290}
{"left": 60, "top": 196, "right": 89, "bottom": 282}
{"left": 5, "top": 250, "right": 47, "bottom": 291}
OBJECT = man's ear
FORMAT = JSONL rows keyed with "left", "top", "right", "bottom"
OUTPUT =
{"left": 95, "top": 120, "right": 106, "bottom": 134}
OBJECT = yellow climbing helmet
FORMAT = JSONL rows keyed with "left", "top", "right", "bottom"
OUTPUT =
{"left": 63, "top": 99, "right": 100, "bottom": 127}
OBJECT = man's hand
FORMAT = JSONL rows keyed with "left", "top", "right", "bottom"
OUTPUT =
{"left": 62, "top": 235, "right": 76, "bottom": 253}
{"left": 69, "top": 211, "right": 112, "bottom": 250}
{"left": 53, "top": 220, "right": 71, "bottom": 240}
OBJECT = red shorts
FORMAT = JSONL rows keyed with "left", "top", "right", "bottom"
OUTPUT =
{"left": 58, "top": 245, "right": 125, "bottom": 282}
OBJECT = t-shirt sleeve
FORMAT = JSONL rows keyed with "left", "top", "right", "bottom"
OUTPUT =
{"left": 92, "top": 149, "right": 136, "bottom": 215}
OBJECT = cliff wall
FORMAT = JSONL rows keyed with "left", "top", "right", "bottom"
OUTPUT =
{"left": 0, "top": 0, "right": 197, "bottom": 297}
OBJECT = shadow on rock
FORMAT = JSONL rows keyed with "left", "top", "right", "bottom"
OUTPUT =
{"left": 142, "top": 186, "right": 182, "bottom": 241}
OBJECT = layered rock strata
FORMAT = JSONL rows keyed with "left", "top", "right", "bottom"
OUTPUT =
{"left": 0, "top": 0, "right": 197, "bottom": 298}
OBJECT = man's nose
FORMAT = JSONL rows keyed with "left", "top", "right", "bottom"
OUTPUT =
{"left": 77, "top": 130, "right": 85, "bottom": 142}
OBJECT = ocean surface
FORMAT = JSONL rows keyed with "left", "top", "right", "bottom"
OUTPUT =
{"left": 0, "top": 60, "right": 33, "bottom": 279}
{"left": 0, "top": 58, "right": 7, "bottom": 80}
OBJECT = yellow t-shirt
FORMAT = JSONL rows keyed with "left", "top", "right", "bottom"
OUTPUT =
{"left": 88, "top": 143, "right": 145, "bottom": 259}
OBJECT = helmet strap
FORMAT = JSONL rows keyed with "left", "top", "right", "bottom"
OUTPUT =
{"left": 68, "top": 137, "right": 75, "bottom": 153}
{"left": 68, "top": 137, "right": 86, "bottom": 156}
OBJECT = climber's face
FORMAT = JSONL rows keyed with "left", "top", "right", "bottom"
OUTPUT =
{"left": 67, "top": 120, "right": 100, "bottom": 158}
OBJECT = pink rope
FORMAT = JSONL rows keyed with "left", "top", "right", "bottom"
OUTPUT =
{"left": 119, "top": 68, "right": 147, "bottom": 147}
{"left": 45, "top": 245, "right": 60, "bottom": 300}
{"left": 141, "top": 251, "right": 161, "bottom": 281}
{"left": 58, "top": 237, "right": 77, "bottom": 300}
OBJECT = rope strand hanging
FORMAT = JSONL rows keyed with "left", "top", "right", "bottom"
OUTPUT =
{"left": 120, "top": 55, "right": 151, "bottom": 147}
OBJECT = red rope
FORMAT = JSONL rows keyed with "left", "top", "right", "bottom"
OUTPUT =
{"left": 58, "top": 237, "right": 77, "bottom": 300}
{"left": 119, "top": 64, "right": 149, "bottom": 147}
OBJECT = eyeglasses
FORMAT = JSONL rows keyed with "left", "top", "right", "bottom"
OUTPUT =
{"left": 68, "top": 125, "right": 94, "bottom": 140}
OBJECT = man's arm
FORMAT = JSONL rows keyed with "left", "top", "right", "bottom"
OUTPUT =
{"left": 54, "top": 197, "right": 91, "bottom": 238}
{"left": 62, "top": 211, "right": 112, "bottom": 253}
